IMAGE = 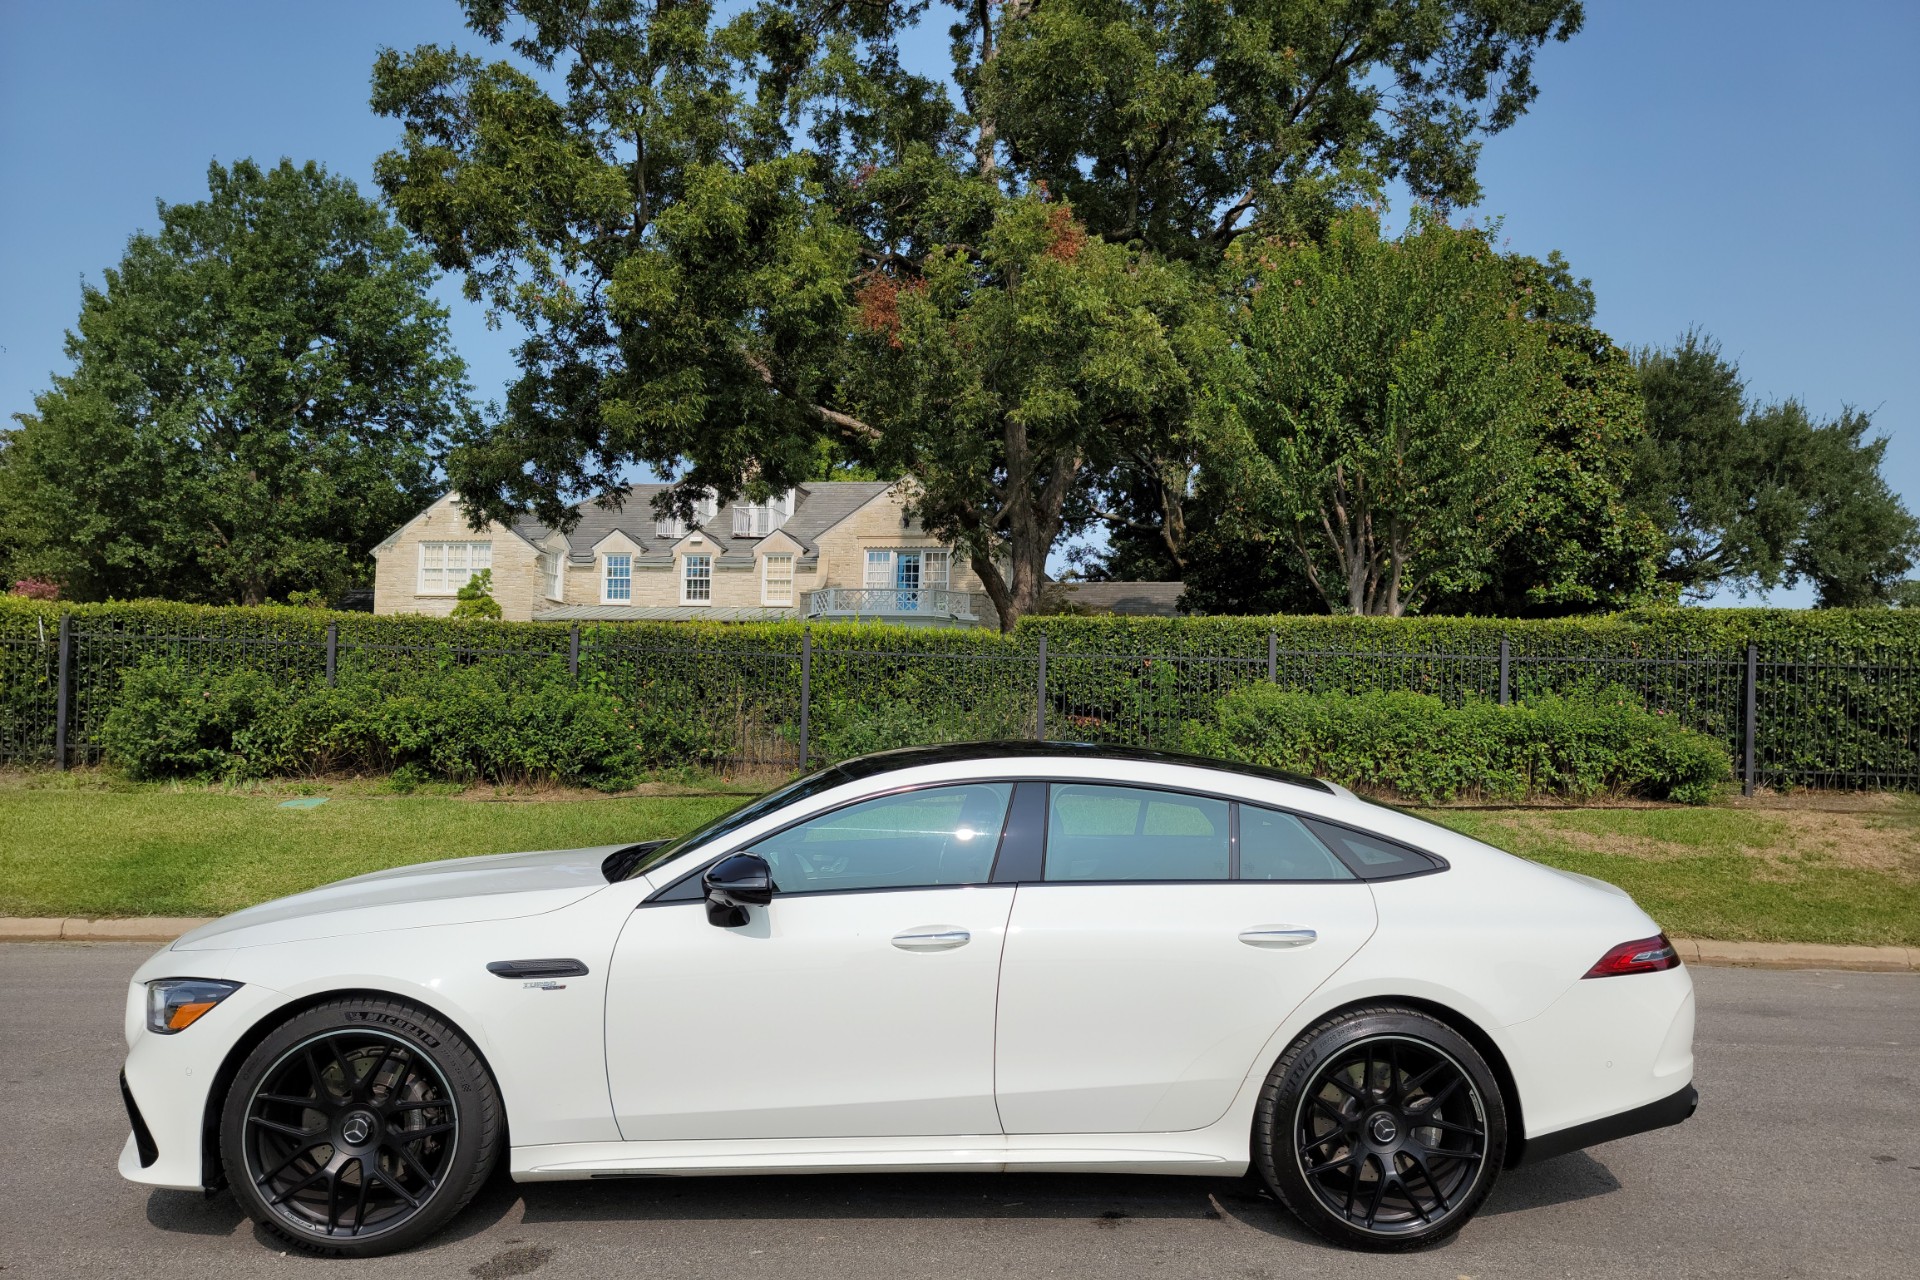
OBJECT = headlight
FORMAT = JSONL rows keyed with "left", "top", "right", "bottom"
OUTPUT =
{"left": 146, "top": 978, "right": 242, "bottom": 1034}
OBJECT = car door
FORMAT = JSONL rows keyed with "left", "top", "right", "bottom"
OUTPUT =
{"left": 993, "top": 784, "right": 1380, "bottom": 1135}
{"left": 604, "top": 782, "right": 1018, "bottom": 1142}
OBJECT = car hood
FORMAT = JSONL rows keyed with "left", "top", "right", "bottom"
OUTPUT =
{"left": 170, "top": 845, "right": 627, "bottom": 951}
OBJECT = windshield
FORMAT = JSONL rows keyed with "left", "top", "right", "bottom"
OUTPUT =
{"left": 617, "top": 765, "right": 852, "bottom": 881}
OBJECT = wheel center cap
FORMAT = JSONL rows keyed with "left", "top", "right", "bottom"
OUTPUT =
{"left": 340, "top": 1110, "right": 377, "bottom": 1147}
{"left": 1369, "top": 1113, "right": 1399, "bottom": 1145}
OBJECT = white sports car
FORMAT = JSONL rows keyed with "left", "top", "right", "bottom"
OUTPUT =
{"left": 119, "top": 743, "right": 1697, "bottom": 1256}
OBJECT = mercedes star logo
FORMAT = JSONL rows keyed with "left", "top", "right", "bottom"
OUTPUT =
{"left": 1370, "top": 1115, "right": 1398, "bottom": 1144}
{"left": 341, "top": 1113, "right": 373, "bottom": 1145}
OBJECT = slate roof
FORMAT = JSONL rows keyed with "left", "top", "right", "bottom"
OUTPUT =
{"left": 552, "top": 481, "right": 895, "bottom": 561}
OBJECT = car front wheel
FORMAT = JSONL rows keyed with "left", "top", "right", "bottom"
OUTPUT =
{"left": 1253, "top": 1005, "right": 1508, "bottom": 1250}
{"left": 219, "top": 996, "right": 501, "bottom": 1257}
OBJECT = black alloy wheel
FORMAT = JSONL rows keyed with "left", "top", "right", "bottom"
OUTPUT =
{"left": 221, "top": 997, "right": 500, "bottom": 1257}
{"left": 1255, "top": 1006, "right": 1507, "bottom": 1250}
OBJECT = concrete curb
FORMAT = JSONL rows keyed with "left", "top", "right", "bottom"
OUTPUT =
{"left": 1674, "top": 937, "right": 1919, "bottom": 973}
{"left": 0, "top": 917, "right": 213, "bottom": 943}
{"left": 0, "top": 917, "right": 1915, "bottom": 970}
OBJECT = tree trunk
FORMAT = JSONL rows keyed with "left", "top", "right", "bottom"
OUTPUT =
{"left": 971, "top": 543, "right": 1047, "bottom": 633}
{"left": 972, "top": 0, "right": 998, "bottom": 177}
{"left": 970, "top": 413, "right": 1076, "bottom": 632}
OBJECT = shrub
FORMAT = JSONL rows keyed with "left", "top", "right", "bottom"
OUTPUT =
{"left": 99, "top": 659, "right": 287, "bottom": 780}
{"left": 7, "top": 578, "right": 60, "bottom": 601}
{"left": 450, "top": 569, "right": 502, "bottom": 619}
{"left": 94, "top": 658, "right": 722, "bottom": 790}
{"left": 1177, "top": 684, "right": 1733, "bottom": 804}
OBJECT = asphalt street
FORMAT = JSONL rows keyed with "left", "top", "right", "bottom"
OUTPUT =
{"left": 2, "top": 942, "right": 1915, "bottom": 1280}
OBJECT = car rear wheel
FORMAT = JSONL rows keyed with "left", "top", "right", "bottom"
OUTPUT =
{"left": 219, "top": 996, "right": 501, "bottom": 1257}
{"left": 1254, "top": 1005, "right": 1507, "bottom": 1250}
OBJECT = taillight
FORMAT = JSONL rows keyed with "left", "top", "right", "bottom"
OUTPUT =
{"left": 1583, "top": 933, "right": 1681, "bottom": 978}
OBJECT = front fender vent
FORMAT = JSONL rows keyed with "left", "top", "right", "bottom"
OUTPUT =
{"left": 121, "top": 1070, "right": 159, "bottom": 1168}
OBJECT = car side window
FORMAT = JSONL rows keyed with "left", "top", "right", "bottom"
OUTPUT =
{"left": 1240, "top": 806, "right": 1357, "bottom": 881}
{"left": 749, "top": 783, "right": 1014, "bottom": 894}
{"left": 1300, "top": 817, "right": 1438, "bottom": 880}
{"left": 1044, "top": 784, "right": 1230, "bottom": 882}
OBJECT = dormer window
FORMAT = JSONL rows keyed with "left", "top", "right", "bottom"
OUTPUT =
{"left": 732, "top": 488, "right": 796, "bottom": 538}
{"left": 656, "top": 489, "right": 718, "bottom": 539}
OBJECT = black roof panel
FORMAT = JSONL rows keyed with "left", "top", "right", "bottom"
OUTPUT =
{"left": 817, "top": 740, "right": 1333, "bottom": 794}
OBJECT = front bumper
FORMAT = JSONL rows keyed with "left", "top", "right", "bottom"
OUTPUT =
{"left": 1512, "top": 1081, "right": 1699, "bottom": 1166}
{"left": 118, "top": 978, "right": 282, "bottom": 1191}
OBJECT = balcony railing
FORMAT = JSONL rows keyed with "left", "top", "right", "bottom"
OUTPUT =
{"left": 732, "top": 504, "right": 789, "bottom": 537}
{"left": 805, "top": 587, "right": 985, "bottom": 621}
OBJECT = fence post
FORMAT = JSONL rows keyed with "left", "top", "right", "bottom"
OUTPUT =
{"left": 1267, "top": 630, "right": 1277, "bottom": 682}
{"left": 1035, "top": 632, "right": 1048, "bottom": 742}
{"left": 798, "top": 627, "right": 812, "bottom": 769}
{"left": 568, "top": 625, "right": 581, "bottom": 682}
{"left": 53, "top": 613, "right": 72, "bottom": 771}
{"left": 1498, "top": 636, "right": 1510, "bottom": 706}
{"left": 1742, "top": 641, "right": 1758, "bottom": 797}
{"left": 324, "top": 621, "right": 338, "bottom": 687}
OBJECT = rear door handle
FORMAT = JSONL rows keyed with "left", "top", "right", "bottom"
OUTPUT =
{"left": 892, "top": 926, "right": 971, "bottom": 952}
{"left": 1239, "top": 927, "right": 1317, "bottom": 949}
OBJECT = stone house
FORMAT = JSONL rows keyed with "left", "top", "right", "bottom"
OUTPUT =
{"left": 371, "top": 481, "right": 995, "bottom": 626}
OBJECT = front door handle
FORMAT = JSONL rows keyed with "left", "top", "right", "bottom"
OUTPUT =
{"left": 1239, "top": 926, "right": 1317, "bottom": 949}
{"left": 892, "top": 926, "right": 970, "bottom": 952}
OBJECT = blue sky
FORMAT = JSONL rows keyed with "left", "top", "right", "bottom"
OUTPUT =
{"left": 3, "top": 1, "right": 1915, "bottom": 603}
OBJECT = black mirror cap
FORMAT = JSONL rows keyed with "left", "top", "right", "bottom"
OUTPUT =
{"left": 704, "top": 853, "right": 774, "bottom": 903}
{"left": 702, "top": 852, "right": 774, "bottom": 926}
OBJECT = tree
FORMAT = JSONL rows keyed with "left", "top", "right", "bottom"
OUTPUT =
{"left": 842, "top": 199, "right": 1191, "bottom": 623}
{"left": 371, "top": 0, "right": 1583, "bottom": 628}
{"left": 450, "top": 567, "right": 504, "bottom": 617}
{"left": 1765, "top": 404, "right": 1917, "bottom": 607}
{"left": 1202, "top": 210, "right": 1549, "bottom": 616}
{"left": 1426, "top": 251, "right": 1665, "bottom": 614}
{"left": 0, "top": 159, "right": 471, "bottom": 604}
{"left": 1632, "top": 332, "right": 1918, "bottom": 604}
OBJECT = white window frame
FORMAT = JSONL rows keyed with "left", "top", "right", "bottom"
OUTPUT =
{"left": 417, "top": 540, "right": 491, "bottom": 596}
{"left": 863, "top": 547, "right": 952, "bottom": 592}
{"left": 602, "top": 552, "right": 632, "bottom": 604}
{"left": 681, "top": 552, "right": 713, "bottom": 605}
{"left": 864, "top": 549, "right": 892, "bottom": 589}
{"left": 762, "top": 552, "right": 795, "bottom": 606}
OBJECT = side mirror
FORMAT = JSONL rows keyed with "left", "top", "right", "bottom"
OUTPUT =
{"left": 702, "top": 853, "right": 774, "bottom": 928}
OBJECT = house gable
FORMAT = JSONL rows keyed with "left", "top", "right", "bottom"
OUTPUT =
{"left": 371, "top": 491, "right": 545, "bottom": 621}
{"left": 590, "top": 528, "right": 646, "bottom": 557}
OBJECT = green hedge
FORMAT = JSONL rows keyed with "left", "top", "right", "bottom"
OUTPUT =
{"left": 4, "top": 597, "right": 1917, "bottom": 786}
{"left": 9, "top": 595, "right": 1919, "bottom": 654}
{"left": 1178, "top": 684, "right": 1734, "bottom": 804}
{"left": 1019, "top": 608, "right": 1920, "bottom": 658}
{"left": 97, "top": 658, "right": 730, "bottom": 789}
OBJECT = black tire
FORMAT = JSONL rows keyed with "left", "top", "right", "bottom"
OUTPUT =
{"left": 219, "top": 996, "right": 502, "bottom": 1258}
{"left": 1253, "top": 1005, "right": 1507, "bottom": 1250}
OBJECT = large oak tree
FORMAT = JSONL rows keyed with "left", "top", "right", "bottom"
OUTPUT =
{"left": 373, "top": 0, "right": 1582, "bottom": 627}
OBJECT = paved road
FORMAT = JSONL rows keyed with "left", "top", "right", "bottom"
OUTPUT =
{"left": 2, "top": 944, "right": 1915, "bottom": 1280}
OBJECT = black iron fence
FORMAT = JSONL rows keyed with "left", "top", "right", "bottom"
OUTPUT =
{"left": 3, "top": 620, "right": 1917, "bottom": 790}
